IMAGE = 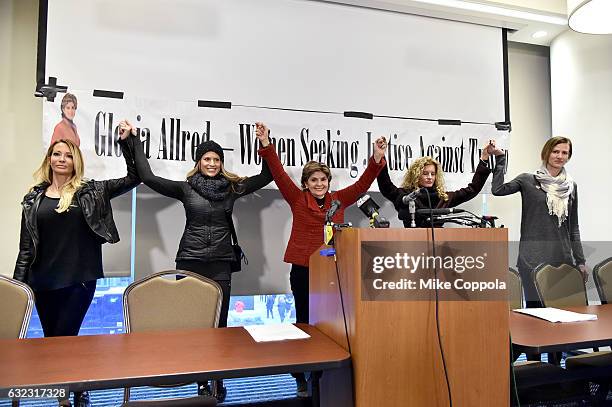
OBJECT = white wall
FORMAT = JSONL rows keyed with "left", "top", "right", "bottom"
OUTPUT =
{"left": 0, "top": 0, "right": 42, "bottom": 277}
{"left": 486, "top": 42, "right": 551, "bottom": 243}
{"left": 550, "top": 31, "right": 612, "bottom": 293}
{"left": 551, "top": 31, "right": 612, "bottom": 242}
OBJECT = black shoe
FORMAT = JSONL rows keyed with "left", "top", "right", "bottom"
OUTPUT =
{"left": 296, "top": 378, "right": 308, "bottom": 398}
{"left": 74, "top": 391, "right": 92, "bottom": 407}
{"left": 214, "top": 380, "right": 227, "bottom": 403}
{"left": 197, "top": 383, "right": 212, "bottom": 397}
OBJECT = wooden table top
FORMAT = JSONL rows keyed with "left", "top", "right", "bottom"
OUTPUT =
{"left": 0, "top": 324, "right": 350, "bottom": 392}
{"left": 510, "top": 304, "right": 612, "bottom": 353}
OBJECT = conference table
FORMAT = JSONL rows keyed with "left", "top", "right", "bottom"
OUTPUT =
{"left": 510, "top": 304, "right": 612, "bottom": 386}
{"left": 511, "top": 304, "right": 612, "bottom": 354}
{"left": 0, "top": 324, "right": 351, "bottom": 406}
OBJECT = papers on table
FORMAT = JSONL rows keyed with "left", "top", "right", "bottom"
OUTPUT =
{"left": 244, "top": 323, "right": 311, "bottom": 342}
{"left": 514, "top": 307, "right": 597, "bottom": 323}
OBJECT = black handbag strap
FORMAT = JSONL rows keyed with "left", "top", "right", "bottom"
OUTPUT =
{"left": 225, "top": 211, "right": 239, "bottom": 245}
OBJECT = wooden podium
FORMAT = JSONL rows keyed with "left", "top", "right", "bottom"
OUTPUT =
{"left": 309, "top": 227, "right": 509, "bottom": 407}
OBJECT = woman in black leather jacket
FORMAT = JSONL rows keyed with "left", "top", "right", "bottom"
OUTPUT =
{"left": 377, "top": 140, "right": 494, "bottom": 228}
{"left": 13, "top": 124, "right": 138, "bottom": 406}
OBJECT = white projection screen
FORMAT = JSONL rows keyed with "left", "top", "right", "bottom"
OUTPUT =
{"left": 42, "top": 0, "right": 507, "bottom": 293}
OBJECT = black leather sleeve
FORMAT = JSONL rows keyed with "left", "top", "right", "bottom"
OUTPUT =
{"left": 13, "top": 211, "right": 34, "bottom": 283}
{"left": 377, "top": 163, "right": 400, "bottom": 205}
{"left": 102, "top": 137, "right": 141, "bottom": 200}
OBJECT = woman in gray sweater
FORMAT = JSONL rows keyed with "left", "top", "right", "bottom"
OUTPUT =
{"left": 491, "top": 137, "right": 586, "bottom": 307}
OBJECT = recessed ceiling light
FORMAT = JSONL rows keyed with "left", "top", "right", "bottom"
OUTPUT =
{"left": 532, "top": 31, "right": 548, "bottom": 38}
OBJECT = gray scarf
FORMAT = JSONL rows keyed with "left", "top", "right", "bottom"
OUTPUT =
{"left": 534, "top": 165, "right": 573, "bottom": 226}
{"left": 188, "top": 173, "right": 229, "bottom": 201}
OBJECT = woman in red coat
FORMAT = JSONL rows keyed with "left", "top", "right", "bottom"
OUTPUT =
{"left": 255, "top": 122, "right": 386, "bottom": 396}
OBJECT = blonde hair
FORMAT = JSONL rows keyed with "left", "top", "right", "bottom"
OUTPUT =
{"left": 186, "top": 162, "right": 247, "bottom": 192}
{"left": 31, "top": 139, "right": 85, "bottom": 212}
{"left": 401, "top": 156, "right": 449, "bottom": 202}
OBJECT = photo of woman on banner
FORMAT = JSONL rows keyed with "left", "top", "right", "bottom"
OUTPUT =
{"left": 50, "top": 93, "right": 81, "bottom": 147}
{"left": 126, "top": 120, "right": 273, "bottom": 402}
{"left": 491, "top": 137, "right": 586, "bottom": 308}
{"left": 13, "top": 125, "right": 139, "bottom": 407}
{"left": 376, "top": 139, "right": 495, "bottom": 228}
{"left": 256, "top": 122, "right": 387, "bottom": 397}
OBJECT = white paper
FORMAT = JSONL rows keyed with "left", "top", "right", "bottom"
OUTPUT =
{"left": 243, "top": 323, "right": 311, "bottom": 342}
{"left": 514, "top": 307, "right": 597, "bottom": 323}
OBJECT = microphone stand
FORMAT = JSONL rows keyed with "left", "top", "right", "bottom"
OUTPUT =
{"left": 409, "top": 200, "right": 417, "bottom": 228}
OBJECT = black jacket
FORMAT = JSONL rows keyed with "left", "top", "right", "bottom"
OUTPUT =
{"left": 13, "top": 138, "right": 140, "bottom": 283}
{"left": 132, "top": 137, "right": 273, "bottom": 263}
{"left": 377, "top": 161, "right": 491, "bottom": 227}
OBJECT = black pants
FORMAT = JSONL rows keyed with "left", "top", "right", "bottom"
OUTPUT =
{"left": 517, "top": 267, "right": 545, "bottom": 361}
{"left": 518, "top": 267, "right": 544, "bottom": 308}
{"left": 290, "top": 265, "right": 309, "bottom": 384}
{"left": 215, "top": 280, "right": 231, "bottom": 328}
{"left": 34, "top": 280, "right": 97, "bottom": 337}
{"left": 290, "top": 264, "right": 309, "bottom": 324}
{"left": 35, "top": 281, "right": 96, "bottom": 404}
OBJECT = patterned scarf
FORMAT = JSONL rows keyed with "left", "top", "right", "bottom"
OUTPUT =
{"left": 188, "top": 173, "right": 229, "bottom": 201}
{"left": 534, "top": 165, "right": 574, "bottom": 226}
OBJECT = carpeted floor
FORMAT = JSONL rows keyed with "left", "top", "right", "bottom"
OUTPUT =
{"left": 0, "top": 374, "right": 299, "bottom": 406}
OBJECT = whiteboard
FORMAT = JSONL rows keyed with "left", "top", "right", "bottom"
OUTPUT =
{"left": 45, "top": 0, "right": 505, "bottom": 122}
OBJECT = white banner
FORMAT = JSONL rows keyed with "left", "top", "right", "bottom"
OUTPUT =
{"left": 43, "top": 92, "right": 510, "bottom": 192}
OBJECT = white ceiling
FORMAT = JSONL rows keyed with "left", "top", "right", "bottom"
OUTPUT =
{"left": 320, "top": 0, "right": 569, "bottom": 46}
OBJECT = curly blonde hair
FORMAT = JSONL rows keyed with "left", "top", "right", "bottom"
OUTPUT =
{"left": 31, "top": 139, "right": 85, "bottom": 213}
{"left": 400, "top": 156, "right": 449, "bottom": 202}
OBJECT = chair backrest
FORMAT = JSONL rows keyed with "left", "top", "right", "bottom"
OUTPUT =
{"left": 534, "top": 263, "right": 587, "bottom": 308}
{"left": 593, "top": 257, "right": 612, "bottom": 304}
{"left": 0, "top": 275, "right": 34, "bottom": 339}
{"left": 508, "top": 268, "right": 523, "bottom": 310}
{"left": 123, "top": 270, "right": 222, "bottom": 333}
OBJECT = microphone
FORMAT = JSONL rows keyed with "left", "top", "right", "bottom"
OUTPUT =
{"left": 415, "top": 208, "right": 466, "bottom": 216}
{"left": 480, "top": 215, "right": 498, "bottom": 228}
{"left": 357, "top": 194, "right": 390, "bottom": 228}
{"left": 401, "top": 188, "right": 422, "bottom": 205}
{"left": 325, "top": 200, "right": 342, "bottom": 223}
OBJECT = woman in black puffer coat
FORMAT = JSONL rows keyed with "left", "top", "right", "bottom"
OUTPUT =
{"left": 127, "top": 121, "right": 273, "bottom": 400}
{"left": 128, "top": 121, "right": 272, "bottom": 329}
